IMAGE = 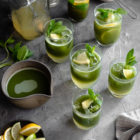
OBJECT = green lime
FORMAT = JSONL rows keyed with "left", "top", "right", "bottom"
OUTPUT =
{"left": 26, "top": 134, "right": 36, "bottom": 140}
{"left": 123, "top": 69, "right": 135, "bottom": 79}
{"left": 101, "top": 29, "right": 120, "bottom": 44}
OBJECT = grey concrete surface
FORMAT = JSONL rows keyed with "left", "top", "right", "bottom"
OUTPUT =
{"left": 0, "top": 0, "right": 140, "bottom": 140}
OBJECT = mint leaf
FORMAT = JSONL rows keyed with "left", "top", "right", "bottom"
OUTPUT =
{"left": 46, "top": 20, "right": 67, "bottom": 36}
{"left": 6, "top": 37, "right": 15, "bottom": 44}
{"left": 125, "top": 48, "right": 137, "bottom": 66}
{"left": 115, "top": 8, "right": 127, "bottom": 15}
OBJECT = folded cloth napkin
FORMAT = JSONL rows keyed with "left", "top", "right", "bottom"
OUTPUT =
{"left": 116, "top": 108, "right": 140, "bottom": 140}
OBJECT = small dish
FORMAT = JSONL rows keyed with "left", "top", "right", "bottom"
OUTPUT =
{"left": 0, "top": 120, "right": 44, "bottom": 137}
{"left": 1, "top": 60, "right": 53, "bottom": 109}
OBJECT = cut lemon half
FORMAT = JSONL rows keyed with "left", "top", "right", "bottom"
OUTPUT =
{"left": 73, "top": 52, "right": 90, "bottom": 65}
{"left": 20, "top": 123, "right": 41, "bottom": 136}
{"left": 11, "top": 122, "right": 21, "bottom": 140}
{"left": 3, "top": 128, "right": 13, "bottom": 140}
{"left": 74, "top": 0, "right": 89, "bottom": 5}
{"left": 123, "top": 69, "right": 133, "bottom": 79}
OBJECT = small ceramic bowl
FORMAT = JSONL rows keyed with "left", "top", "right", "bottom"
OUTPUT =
{"left": 1, "top": 60, "right": 53, "bottom": 109}
{"left": 0, "top": 120, "right": 45, "bottom": 137}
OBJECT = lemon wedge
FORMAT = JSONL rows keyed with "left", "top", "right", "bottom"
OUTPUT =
{"left": 73, "top": 52, "right": 90, "bottom": 65}
{"left": 20, "top": 123, "right": 41, "bottom": 136}
{"left": 3, "top": 128, "right": 13, "bottom": 140}
{"left": 11, "top": 122, "right": 21, "bottom": 140}
{"left": 82, "top": 99, "right": 93, "bottom": 110}
{"left": 123, "top": 69, "right": 133, "bottom": 79}
{"left": 74, "top": 0, "right": 89, "bottom": 5}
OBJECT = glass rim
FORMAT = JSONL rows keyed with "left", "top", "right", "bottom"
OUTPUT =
{"left": 94, "top": 2, "right": 122, "bottom": 24}
{"left": 70, "top": 43, "right": 102, "bottom": 70}
{"left": 109, "top": 58, "right": 138, "bottom": 82}
{"left": 72, "top": 95, "right": 103, "bottom": 118}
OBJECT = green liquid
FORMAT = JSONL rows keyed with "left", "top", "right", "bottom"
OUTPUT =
{"left": 94, "top": 9, "right": 122, "bottom": 46}
{"left": 7, "top": 68, "right": 49, "bottom": 98}
{"left": 71, "top": 50, "right": 101, "bottom": 89}
{"left": 68, "top": 0, "right": 89, "bottom": 21}
{"left": 108, "top": 63, "right": 137, "bottom": 98}
{"left": 73, "top": 95, "right": 101, "bottom": 130}
{"left": 45, "top": 28, "right": 73, "bottom": 63}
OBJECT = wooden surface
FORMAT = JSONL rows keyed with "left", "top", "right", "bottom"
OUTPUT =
{"left": 0, "top": 0, "right": 140, "bottom": 140}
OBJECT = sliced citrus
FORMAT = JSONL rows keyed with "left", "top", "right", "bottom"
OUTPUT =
{"left": 20, "top": 123, "right": 41, "bottom": 136}
{"left": 0, "top": 136, "right": 3, "bottom": 140}
{"left": 17, "top": 136, "right": 24, "bottom": 140}
{"left": 74, "top": 0, "right": 89, "bottom": 5}
{"left": 50, "top": 33, "right": 61, "bottom": 40}
{"left": 102, "top": 22, "right": 118, "bottom": 28}
{"left": 11, "top": 122, "right": 21, "bottom": 140}
{"left": 82, "top": 99, "right": 93, "bottom": 109}
{"left": 101, "top": 29, "right": 120, "bottom": 44}
{"left": 25, "top": 134, "right": 36, "bottom": 140}
{"left": 73, "top": 52, "right": 90, "bottom": 65}
{"left": 34, "top": 138, "right": 45, "bottom": 140}
{"left": 123, "top": 69, "right": 133, "bottom": 79}
{"left": 3, "top": 127, "right": 13, "bottom": 140}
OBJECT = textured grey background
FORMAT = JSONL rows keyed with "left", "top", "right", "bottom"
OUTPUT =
{"left": 0, "top": 0, "right": 140, "bottom": 140}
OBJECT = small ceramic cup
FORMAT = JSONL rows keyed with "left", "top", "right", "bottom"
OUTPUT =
{"left": 1, "top": 60, "right": 53, "bottom": 109}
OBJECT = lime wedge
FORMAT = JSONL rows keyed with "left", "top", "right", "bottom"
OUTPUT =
{"left": 26, "top": 134, "right": 36, "bottom": 140}
{"left": 101, "top": 29, "right": 120, "bottom": 44}
{"left": 50, "top": 33, "right": 61, "bottom": 40}
{"left": 82, "top": 99, "right": 93, "bottom": 110}
{"left": 11, "top": 122, "right": 21, "bottom": 140}
{"left": 123, "top": 69, "right": 133, "bottom": 79}
{"left": 73, "top": 52, "right": 90, "bottom": 65}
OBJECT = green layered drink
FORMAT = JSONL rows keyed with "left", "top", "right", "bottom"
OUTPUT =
{"left": 70, "top": 43, "right": 102, "bottom": 89}
{"left": 45, "top": 18, "right": 73, "bottom": 63}
{"left": 72, "top": 89, "right": 103, "bottom": 130}
{"left": 68, "top": 0, "right": 89, "bottom": 22}
{"left": 94, "top": 3, "right": 127, "bottom": 46}
{"left": 108, "top": 49, "right": 137, "bottom": 98}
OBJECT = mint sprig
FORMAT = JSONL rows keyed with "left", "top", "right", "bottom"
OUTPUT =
{"left": 0, "top": 37, "right": 33, "bottom": 69}
{"left": 97, "top": 8, "right": 127, "bottom": 20}
{"left": 85, "top": 43, "right": 97, "bottom": 66}
{"left": 125, "top": 48, "right": 137, "bottom": 67}
{"left": 88, "top": 89, "right": 102, "bottom": 107}
{"left": 47, "top": 20, "right": 67, "bottom": 36}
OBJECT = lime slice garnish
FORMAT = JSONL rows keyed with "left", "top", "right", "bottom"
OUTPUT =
{"left": 101, "top": 29, "right": 120, "bottom": 44}
{"left": 82, "top": 99, "right": 93, "bottom": 110}
{"left": 50, "top": 33, "right": 61, "bottom": 40}
{"left": 73, "top": 52, "right": 90, "bottom": 65}
{"left": 26, "top": 134, "right": 36, "bottom": 140}
{"left": 4, "top": 128, "right": 13, "bottom": 140}
{"left": 123, "top": 69, "right": 134, "bottom": 79}
{"left": 11, "top": 122, "right": 21, "bottom": 140}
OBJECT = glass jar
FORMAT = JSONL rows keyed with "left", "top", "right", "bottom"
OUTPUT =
{"left": 9, "top": 0, "right": 50, "bottom": 40}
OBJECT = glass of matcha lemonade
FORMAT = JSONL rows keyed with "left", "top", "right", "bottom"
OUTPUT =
{"left": 44, "top": 18, "right": 73, "bottom": 63}
{"left": 108, "top": 49, "right": 137, "bottom": 98}
{"left": 72, "top": 89, "right": 103, "bottom": 130}
{"left": 70, "top": 43, "right": 102, "bottom": 89}
{"left": 94, "top": 3, "right": 127, "bottom": 46}
{"left": 68, "top": 0, "right": 90, "bottom": 22}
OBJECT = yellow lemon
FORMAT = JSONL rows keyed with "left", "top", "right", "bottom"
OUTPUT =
{"left": 3, "top": 128, "right": 13, "bottom": 140}
{"left": 20, "top": 123, "right": 41, "bottom": 136}
{"left": 74, "top": 0, "right": 89, "bottom": 5}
